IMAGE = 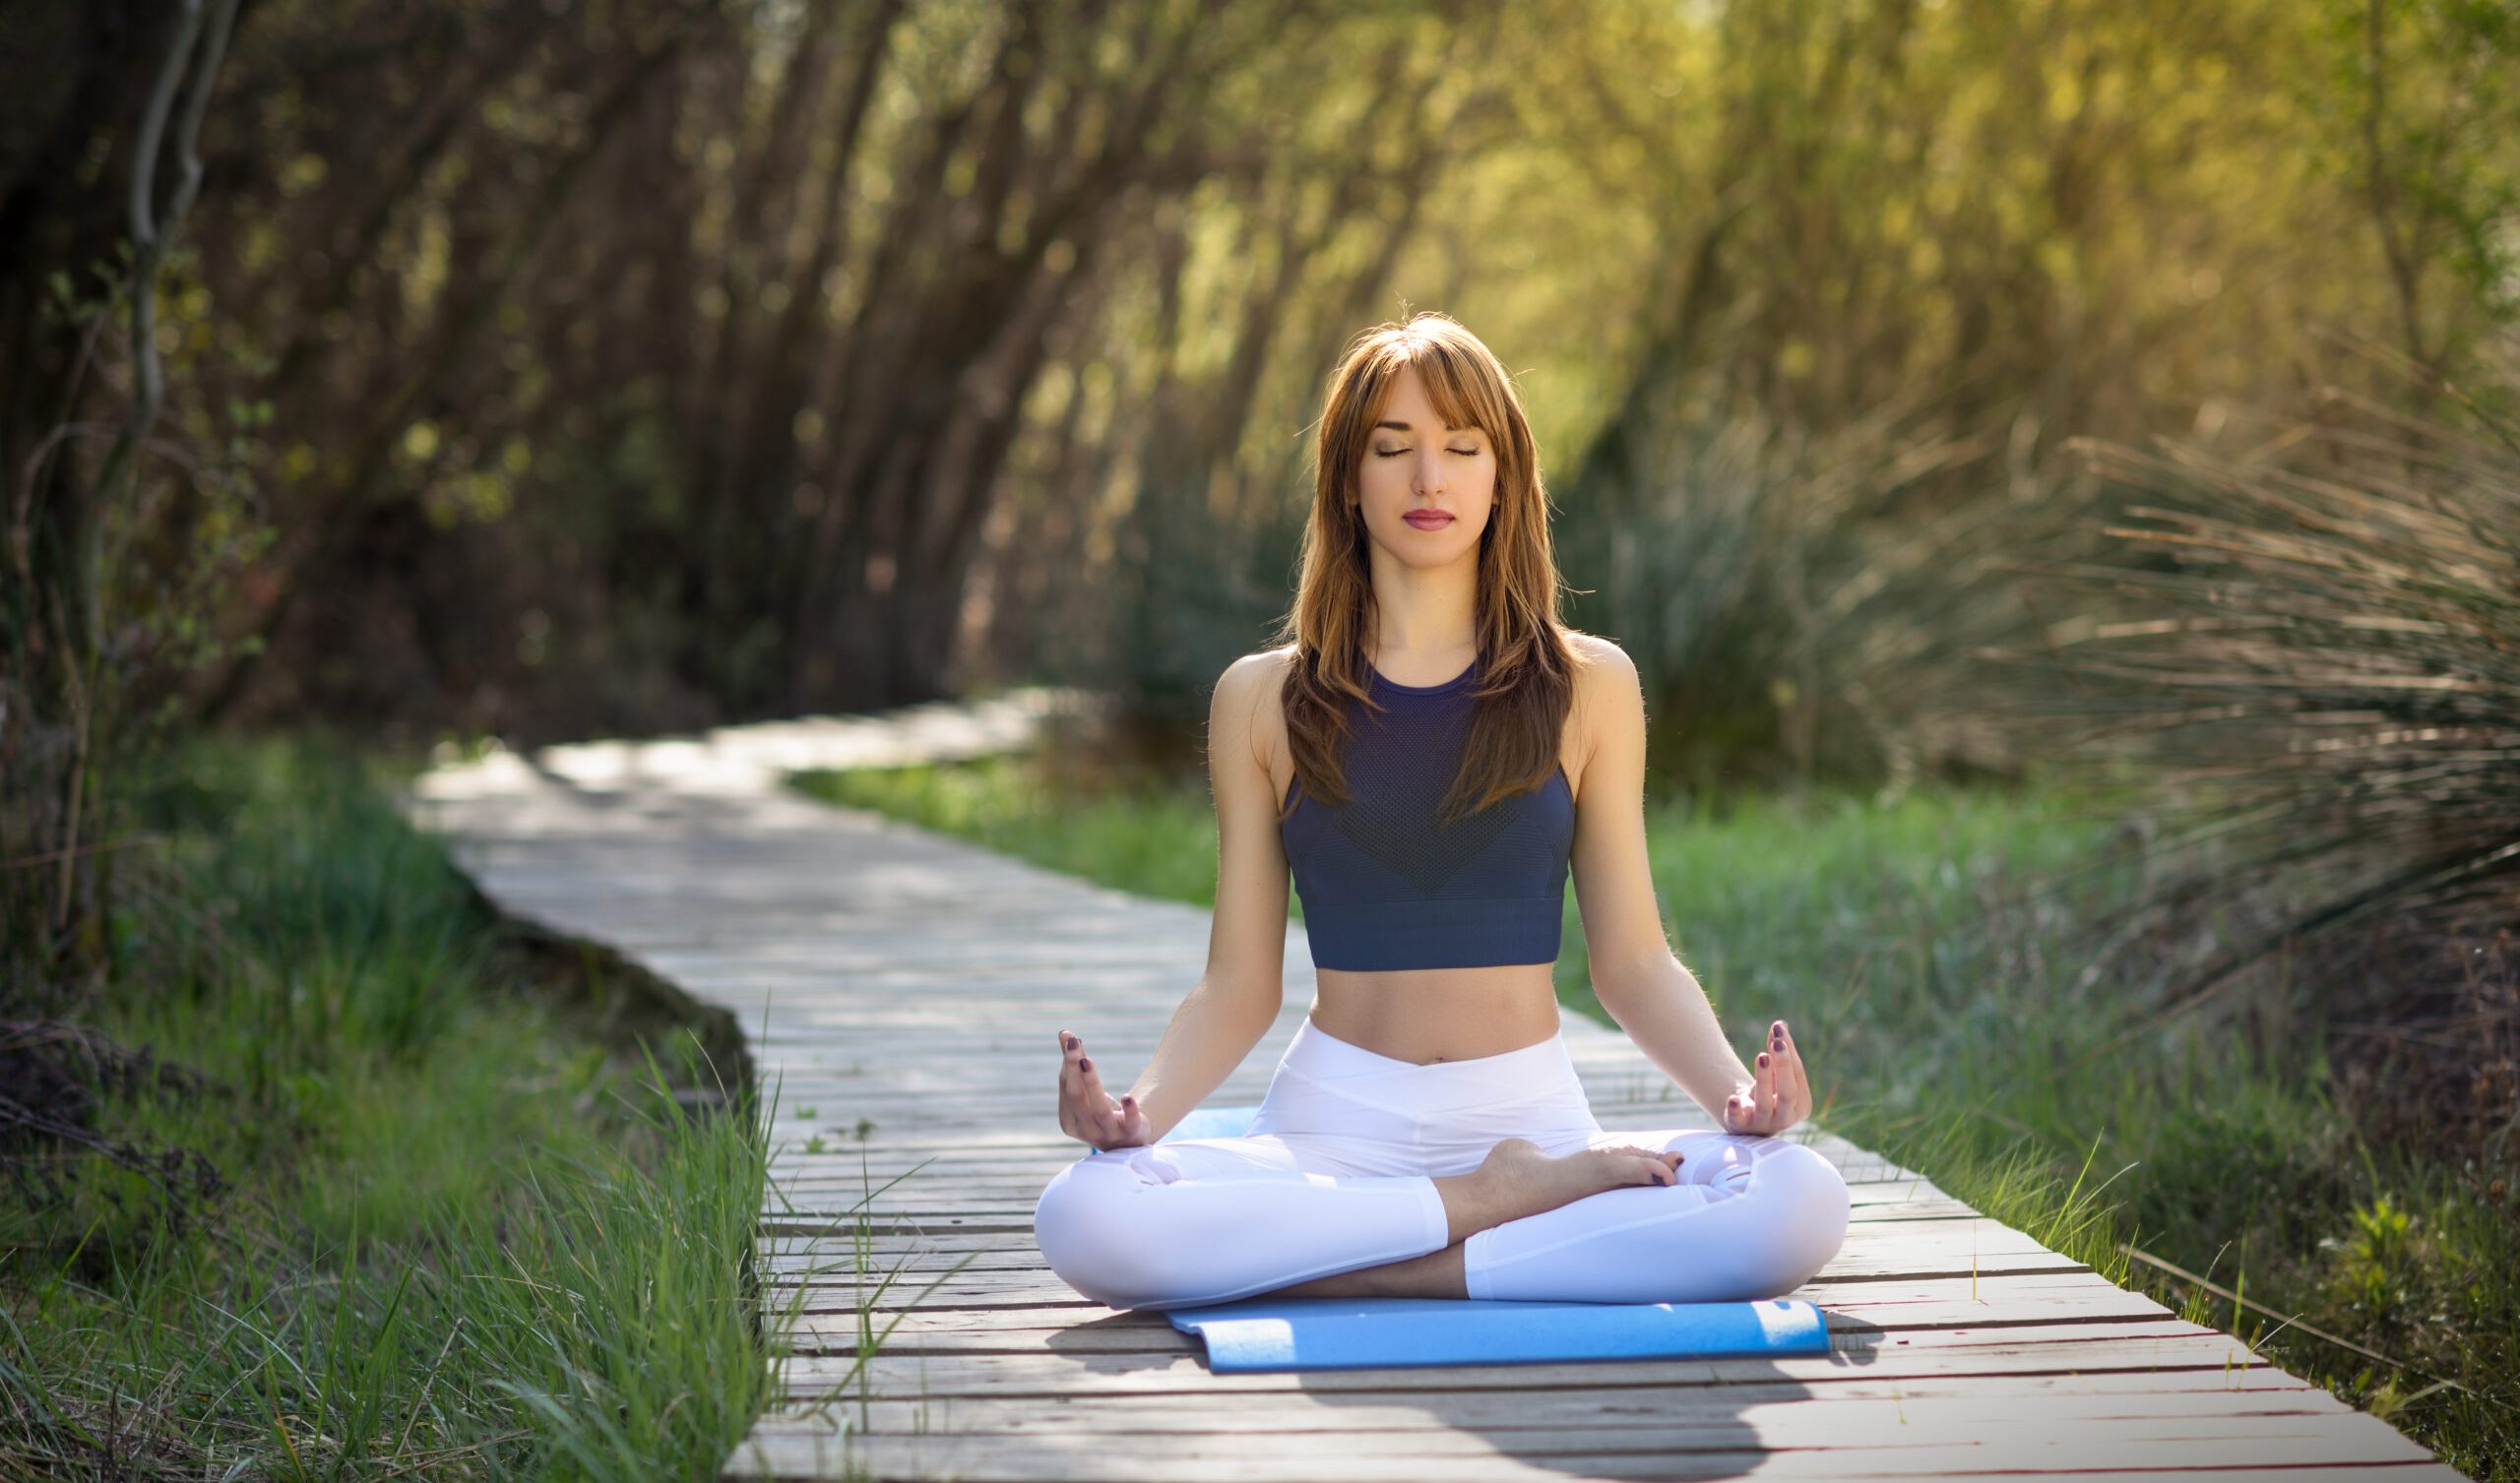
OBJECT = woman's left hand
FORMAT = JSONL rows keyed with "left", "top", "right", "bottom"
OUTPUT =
{"left": 1723, "top": 1018, "right": 1811, "bottom": 1136}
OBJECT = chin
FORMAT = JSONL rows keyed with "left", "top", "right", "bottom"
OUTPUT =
{"left": 1392, "top": 539, "right": 1475, "bottom": 567}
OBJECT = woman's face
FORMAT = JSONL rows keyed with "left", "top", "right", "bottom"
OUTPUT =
{"left": 1355, "top": 365, "right": 1495, "bottom": 570}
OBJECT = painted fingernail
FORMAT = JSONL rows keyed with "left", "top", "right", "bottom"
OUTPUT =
{"left": 1080, "top": 1058, "right": 1093, "bottom": 1073}
{"left": 1758, "top": 1053, "right": 1769, "bottom": 1066}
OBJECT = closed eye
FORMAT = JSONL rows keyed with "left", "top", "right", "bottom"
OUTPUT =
{"left": 1375, "top": 448, "right": 1481, "bottom": 458}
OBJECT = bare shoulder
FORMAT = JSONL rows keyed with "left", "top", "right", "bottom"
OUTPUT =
{"left": 1214, "top": 645, "right": 1299, "bottom": 711}
{"left": 1561, "top": 628, "right": 1635, "bottom": 676}
{"left": 1558, "top": 629, "right": 1643, "bottom": 770}
{"left": 1212, "top": 646, "right": 1299, "bottom": 768}
{"left": 1560, "top": 628, "right": 1641, "bottom": 706}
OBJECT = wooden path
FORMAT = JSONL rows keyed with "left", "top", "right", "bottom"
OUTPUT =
{"left": 403, "top": 693, "right": 2464, "bottom": 1483}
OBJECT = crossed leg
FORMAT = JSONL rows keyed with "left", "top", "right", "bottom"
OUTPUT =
{"left": 1034, "top": 1126, "right": 1846, "bottom": 1310}
{"left": 1460, "top": 1126, "right": 1850, "bottom": 1303}
{"left": 1032, "top": 1132, "right": 1455, "bottom": 1311}
{"left": 1264, "top": 1126, "right": 1851, "bottom": 1304}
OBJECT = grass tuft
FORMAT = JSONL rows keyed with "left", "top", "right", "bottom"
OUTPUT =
{"left": 2, "top": 734, "right": 780, "bottom": 1481}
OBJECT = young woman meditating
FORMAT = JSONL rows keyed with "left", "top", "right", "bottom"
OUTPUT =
{"left": 1033, "top": 314, "right": 1850, "bottom": 1311}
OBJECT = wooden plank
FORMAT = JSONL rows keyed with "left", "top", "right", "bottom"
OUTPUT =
{"left": 724, "top": 1419, "right": 2458, "bottom": 1483}
{"left": 766, "top": 1268, "right": 2171, "bottom": 1329}
{"left": 743, "top": 1367, "right": 2336, "bottom": 1435}
{"left": 756, "top": 1258, "right": 2098, "bottom": 1313}
{"left": 763, "top": 1142, "right": 1922, "bottom": 1184}
{"left": 755, "top": 1221, "right": 2077, "bottom": 1293}
{"left": 754, "top": 1129, "right": 1915, "bottom": 1157}
{"left": 750, "top": 1208, "right": 2046, "bottom": 1268}
{"left": 753, "top": 1195, "right": 1984, "bottom": 1231}
{"left": 735, "top": 1409, "right": 2459, "bottom": 1459}
{"left": 769, "top": 1274, "right": 2176, "bottom": 1350}
{"left": 773, "top": 1323, "right": 2292, "bottom": 1398}
{"left": 760, "top": 1168, "right": 1953, "bottom": 1208}
{"left": 757, "top": 1138, "right": 1908, "bottom": 1172}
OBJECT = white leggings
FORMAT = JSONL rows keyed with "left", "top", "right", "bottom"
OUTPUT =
{"left": 1033, "top": 1017, "right": 1851, "bottom": 1311}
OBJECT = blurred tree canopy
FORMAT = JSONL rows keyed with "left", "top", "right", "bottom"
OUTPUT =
{"left": 5, "top": 0, "right": 2514, "bottom": 757}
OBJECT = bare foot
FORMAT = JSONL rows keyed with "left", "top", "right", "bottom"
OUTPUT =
{"left": 1428, "top": 1138, "right": 1683, "bottom": 1244}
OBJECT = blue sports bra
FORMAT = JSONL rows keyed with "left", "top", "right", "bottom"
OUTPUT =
{"left": 1279, "top": 654, "right": 1576, "bottom": 971}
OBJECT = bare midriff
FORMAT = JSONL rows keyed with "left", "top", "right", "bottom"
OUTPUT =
{"left": 1306, "top": 964, "right": 1565, "bottom": 1065}
{"left": 1266, "top": 649, "right": 1584, "bottom": 1069}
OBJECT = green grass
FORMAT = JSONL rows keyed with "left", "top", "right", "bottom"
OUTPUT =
{"left": 797, "top": 752, "right": 1228, "bottom": 910}
{"left": 1, "top": 736, "right": 781, "bottom": 1482}
{"left": 792, "top": 756, "right": 2518, "bottom": 1479}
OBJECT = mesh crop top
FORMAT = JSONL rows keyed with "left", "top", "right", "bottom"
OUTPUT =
{"left": 1279, "top": 654, "right": 1576, "bottom": 971}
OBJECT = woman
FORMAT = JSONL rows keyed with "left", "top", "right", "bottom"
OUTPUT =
{"left": 1033, "top": 314, "right": 1850, "bottom": 1312}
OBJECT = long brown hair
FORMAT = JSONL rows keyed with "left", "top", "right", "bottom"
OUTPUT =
{"left": 1267, "top": 313, "right": 1580, "bottom": 827}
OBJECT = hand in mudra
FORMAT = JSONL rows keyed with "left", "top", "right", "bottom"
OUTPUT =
{"left": 1723, "top": 1018, "right": 1811, "bottom": 1136}
{"left": 1056, "top": 1030, "right": 1149, "bottom": 1151}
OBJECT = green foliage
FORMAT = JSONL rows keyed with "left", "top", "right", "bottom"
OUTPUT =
{"left": 4, "top": 228, "right": 278, "bottom": 999}
{"left": 64, "top": 0, "right": 2518, "bottom": 750}
{"left": 1553, "top": 401, "right": 2039, "bottom": 795}
{"left": 2336, "top": 1193, "right": 2418, "bottom": 1315}
{"left": 0, "top": 734, "right": 778, "bottom": 1481}
{"left": 121, "top": 737, "right": 499, "bottom": 1078}
{"left": 2009, "top": 352, "right": 2520, "bottom": 1091}
{"left": 792, "top": 753, "right": 1251, "bottom": 915}
{"left": 1108, "top": 455, "right": 1313, "bottom": 728}
{"left": 2300, "top": 0, "right": 2520, "bottom": 343}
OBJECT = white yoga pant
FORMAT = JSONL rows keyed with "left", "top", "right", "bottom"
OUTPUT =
{"left": 1033, "top": 1017, "right": 1851, "bottom": 1311}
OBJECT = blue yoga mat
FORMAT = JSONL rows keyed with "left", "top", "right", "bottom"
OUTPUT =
{"left": 1159, "top": 1102, "right": 1267, "bottom": 1142}
{"left": 1168, "top": 1295, "right": 1830, "bottom": 1372}
{"left": 1154, "top": 1101, "right": 1830, "bottom": 1372}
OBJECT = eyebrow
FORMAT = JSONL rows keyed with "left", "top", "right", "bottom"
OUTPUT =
{"left": 1372, "top": 420, "right": 1480, "bottom": 433}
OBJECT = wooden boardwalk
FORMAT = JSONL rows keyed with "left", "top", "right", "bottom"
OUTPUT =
{"left": 404, "top": 696, "right": 2464, "bottom": 1483}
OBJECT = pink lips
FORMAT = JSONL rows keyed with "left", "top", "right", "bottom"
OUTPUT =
{"left": 1403, "top": 512, "right": 1455, "bottom": 529}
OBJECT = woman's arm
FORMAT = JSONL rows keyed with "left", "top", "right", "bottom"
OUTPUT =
{"left": 1065, "top": 652, "right": 1292, "bottom": 1145}
{"left": 1564, "top": 637, "right": 1806, "bottom": 1129}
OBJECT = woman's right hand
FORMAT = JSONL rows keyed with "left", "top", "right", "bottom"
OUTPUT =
{"left": 1057, "top": 1030, "right": 1151, "bottom": 1151}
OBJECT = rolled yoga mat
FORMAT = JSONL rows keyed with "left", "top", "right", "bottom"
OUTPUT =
{"left": 1167, "top": 1295, "right": 1831, "bottom": 1372}
{"left": 1158, "top": 1102, "right": 1272, "bottom": 1142}
{"left": 1155, "top": 1103, "right": 1833, "bottom": 1372}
